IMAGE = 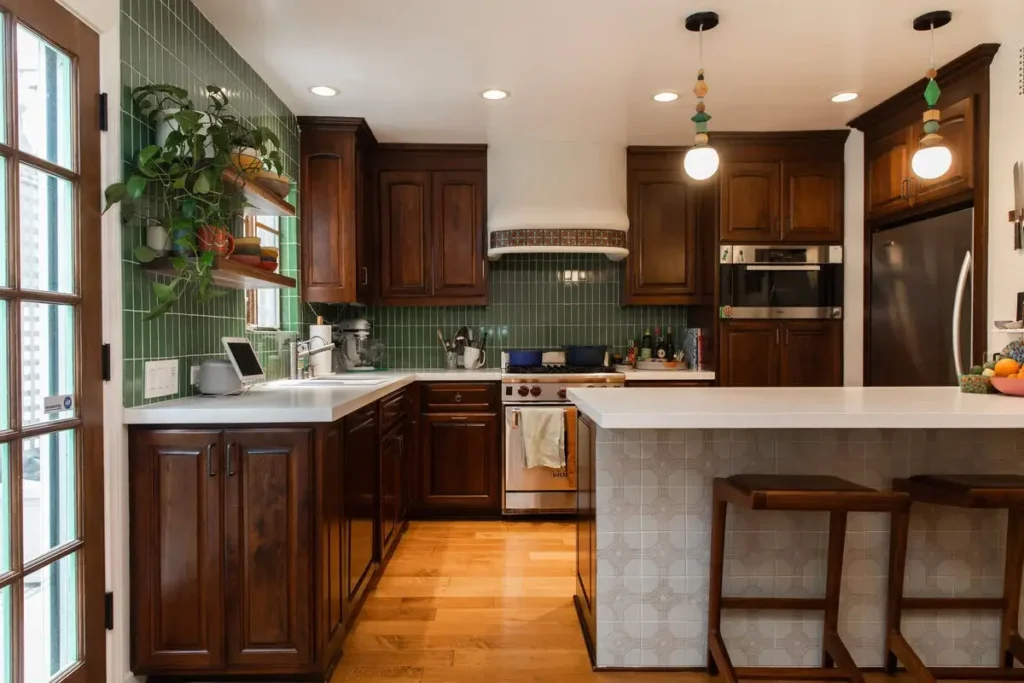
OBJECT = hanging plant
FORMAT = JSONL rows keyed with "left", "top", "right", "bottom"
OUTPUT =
{"left": 103, "top": 84, "right": 286, "bottom": 318}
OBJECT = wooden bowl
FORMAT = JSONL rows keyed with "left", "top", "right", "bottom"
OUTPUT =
{"left": 257, "top": 259, "right": 278, "bottom": 272}
{"left": 260, "top": 246, "right": 279, "bottom": 260}
{"left": 990, "top": 377, "right": 1024, "bottom": 396}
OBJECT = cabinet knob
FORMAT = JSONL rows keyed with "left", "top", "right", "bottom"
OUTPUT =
{"left": 454, "top": 393, "right": 463, "bottom": 403}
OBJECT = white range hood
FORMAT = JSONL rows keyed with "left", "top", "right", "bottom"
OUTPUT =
{"left": 486, "top": 142, "right": 629, "bottom": 260}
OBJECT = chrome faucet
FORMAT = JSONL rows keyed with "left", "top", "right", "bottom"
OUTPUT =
{"left": 289, "top": 336, "right": 336, "bottom": 379}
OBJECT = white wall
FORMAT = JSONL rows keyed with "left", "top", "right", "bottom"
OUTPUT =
{"left": 843, "top": 130, "right": 865, "bottom": 385}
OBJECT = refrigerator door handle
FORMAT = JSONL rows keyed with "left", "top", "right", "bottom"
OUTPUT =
{"left": 952, "top": 251, "right": 972, "bottom": 377}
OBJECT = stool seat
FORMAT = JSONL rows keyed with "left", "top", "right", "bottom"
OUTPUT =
{"left": 895, "top": 474, "right": 1024, "bottom": 508}
{"left": 716, "top": 474, "right": 909, "bottom": 512}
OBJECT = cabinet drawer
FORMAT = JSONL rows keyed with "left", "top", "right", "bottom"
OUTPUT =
{"left": 380, "top": 389, "right": 409, "bottom": 433}
{"left": 422, "top": 382, "right": 498, "bottom": 413}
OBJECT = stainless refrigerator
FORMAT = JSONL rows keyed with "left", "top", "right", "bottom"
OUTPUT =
{"left": 869, "top": 208, "right": 973, "bottom": 386}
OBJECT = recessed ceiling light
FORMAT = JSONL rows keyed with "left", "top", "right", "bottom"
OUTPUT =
{"left": 652, "top": 92, "right": 679, "bottom": 103}
{"left": 831, "top": 92, "right": 859, "bottom": 103}
{"left": 310, "top": 86, "right": 338, "bottom": 97}
{"left": 481, "top": 89, "right": 510, "bottom": 100}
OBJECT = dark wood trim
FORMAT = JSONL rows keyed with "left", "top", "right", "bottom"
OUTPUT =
{"left": 375, "top": 144, "right": 487, "bottom": 173}
{"left": 573, "top": 594, "right": 598, "bottom": 667}
{"left": 848, "top": 44, "right": 1000, "bottom": 131}
{"left": 296, "top": 116, "right": 378, "bottom": 144}
{"left": 377, "top": 143, "right": 488, "bottom": 154}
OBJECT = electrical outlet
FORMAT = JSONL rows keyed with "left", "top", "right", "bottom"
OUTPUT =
{"left": 190, "top": 365, "right": 201, "bottom": 386}
{"left": 144, "top": 359, "right": 179, "bottom": 399}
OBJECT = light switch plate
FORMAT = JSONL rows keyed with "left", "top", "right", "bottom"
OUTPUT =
{"left": 144, "top": 359, "right": 179, "bottom": 399}
{"left": 190, "top": 365, "right": 201, "bottom": 386}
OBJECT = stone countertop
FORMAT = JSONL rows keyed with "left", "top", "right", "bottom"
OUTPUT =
{"left": 618, "top": 368, "right": 716, "bottom": 381}
{"left": 122, "top": 369, "right": 501, "bottom": 426}
{"left": 567, "top": 386, "right": 1024, "bottom": 429}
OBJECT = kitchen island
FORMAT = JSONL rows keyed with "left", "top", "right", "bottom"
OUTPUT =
{"left": 567, "top": 386, "right": 1024, "bottom": 670}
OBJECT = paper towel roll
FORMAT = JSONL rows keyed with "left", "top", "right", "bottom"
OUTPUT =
{"left": 309, "top": 324, "right": 334, "bottom": 377}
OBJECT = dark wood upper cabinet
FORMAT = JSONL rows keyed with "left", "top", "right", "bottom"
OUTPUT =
{"left": 421, "top": 412, "right": 499, "bottom": 513}
{"left": 623, "top": 168, "right": 698, "bottom": 304}
{"left": 379, "top": 170, "right": 432, "bottom": 299}
{"left": 130, "top": 430, "right": 224, "bottom": 674}
{"left": 298, "top": 117, "right": 377, "bottom": 303}
{"left": 719, "top": 321, "right": 779, "bottom": 387}
{"left": 780, "top": 321, "right": 842, "bottom": 387}
{"left": 720, "top": 162, "right": 780, "bottom": 242}
{"left": 912, "top": 95, "right": 975, "bottom": 206}
{"left": 432, "top": 170, "right": 487, "bottom": 300}
{"left": 782, "top": 161, "right": 843, "bottom": 242}
{"left": 865, "top": 126, "right": 913, "bottom": 220}
{"left": 222, "top": 429, "right": 313, "bottom": 670}
{"left": 343, "top": 407, "right": 379, "bottom": 608}
{"left": 375, "top": 145, "right": 488, "bottom": 306}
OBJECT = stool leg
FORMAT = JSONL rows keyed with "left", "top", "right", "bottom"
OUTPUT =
{"left": 822, "top": 510, "right": 848, "bottom": 669}
{"left": 707, "top": 494, "right": 728, "bottom": 676}
{"left": 884, "top": 504, "right": 911, "bottom": 675}
{"left": 1000, "top": 508, "right": 1024, "bottom": 668}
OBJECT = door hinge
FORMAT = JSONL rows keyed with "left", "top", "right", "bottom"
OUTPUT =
{"left": 98, "top": 93, "right": 109, "bottom": 132}
{"left": 101, "top": 343, "right": 111, "bottom": 382}
{"left": 104, "top": 592, "right": 114, "bottom": 630}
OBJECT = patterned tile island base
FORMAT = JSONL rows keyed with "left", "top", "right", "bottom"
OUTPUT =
{"left": 590, "top": 427, "right": 1024, "bottom": 668}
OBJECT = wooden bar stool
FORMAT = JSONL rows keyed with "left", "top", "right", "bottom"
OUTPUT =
{"left": 708, "top": 475, "right": 909, "bottom": 683}
{"left": 885, "top": 474, "right": 1024, "bottom": 681}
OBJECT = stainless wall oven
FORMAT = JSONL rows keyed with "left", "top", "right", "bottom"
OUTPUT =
{"left": 719, "top": 244, "right": 843, "bottom": 319}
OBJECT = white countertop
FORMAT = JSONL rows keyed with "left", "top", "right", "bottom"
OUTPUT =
{"left": 567, "top": 386, "right": 1024, "bottom": 429}
{"left": 123, "top": 369, "right": 500, "bottom": 426}
{"left": 619, "top": 368, "right": 716, "bottom": 381}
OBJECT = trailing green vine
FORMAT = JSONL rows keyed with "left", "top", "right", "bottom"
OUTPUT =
{"left": 103, "top": 84, "right": 285, "bottom": 318}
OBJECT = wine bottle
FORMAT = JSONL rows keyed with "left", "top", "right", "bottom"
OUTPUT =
{"left": 640, "top": 328, "right": 653, "bottom": 360}
{"left": 654, "top": 326, "right": 668, "bottom": 360}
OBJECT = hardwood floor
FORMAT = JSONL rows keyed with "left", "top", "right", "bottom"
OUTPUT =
{"left": 331, "top": 520, "right": 907, "bottom": 683}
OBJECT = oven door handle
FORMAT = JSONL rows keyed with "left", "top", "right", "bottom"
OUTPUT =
{"left": 745, "top": 264, "right": 822, "bottom": 271}
{"left": 509, "top": 409, "right": 520, "bottom": 428}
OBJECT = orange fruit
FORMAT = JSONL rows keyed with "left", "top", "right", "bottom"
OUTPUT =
{"left": 995, "top": 358, "right": 1020, "bottom": 377}
{"left": 1010, "top": 374, "right": 1019, "bottom": 379}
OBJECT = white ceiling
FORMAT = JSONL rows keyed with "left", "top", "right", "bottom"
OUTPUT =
{"left": 193, "top": 0, "right": 1021, "bottom": 144}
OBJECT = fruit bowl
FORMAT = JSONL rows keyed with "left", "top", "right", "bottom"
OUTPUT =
{"left": 990, "top": 377, "right": 1024, "bottom": 397}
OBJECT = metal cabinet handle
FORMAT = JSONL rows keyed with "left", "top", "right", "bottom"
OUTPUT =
{"left": 775, "top": 329, "right": 780, "bottom": 345}
{"left": 449, "top": 416, "right": 468, "bottom": 421}
{"left": 226, "top": 442, "right": 237, "bottom": 476}
{"left": 785, "top": 328, "right": 790, "bottom": 345}
{"left": 207, "top": 443, "right": 216, "bottom": 477}
{"left": 899, "top": 178, "right": 907, "bottom": 200}
{"left": 361, "top": 266, "right": 368, "bottom": 286}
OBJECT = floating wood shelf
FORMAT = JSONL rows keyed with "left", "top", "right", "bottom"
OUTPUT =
{"left": 222, "top": 168, "right": 295, "bottom": 217}
{"left": 143, "top": 256, "right": 296, "bottom": 289}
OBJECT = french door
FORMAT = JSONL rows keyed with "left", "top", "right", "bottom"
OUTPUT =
{"left": 0, "top": 1, "right": 104, "bottom": 683}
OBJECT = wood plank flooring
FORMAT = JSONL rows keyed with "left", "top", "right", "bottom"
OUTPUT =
{"left": 331, "top": 520, "right": 905, "bottom": 683}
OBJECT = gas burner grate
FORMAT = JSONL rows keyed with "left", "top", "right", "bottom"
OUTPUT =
{"left": 505, "top": 365, "right": 615, "bottom": 374}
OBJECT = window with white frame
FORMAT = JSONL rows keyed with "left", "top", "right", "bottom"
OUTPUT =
{"left": 245, "top": 215, "right": 281, "bottom": 330}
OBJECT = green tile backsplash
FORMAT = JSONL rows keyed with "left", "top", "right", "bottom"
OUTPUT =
{"left": 120, "top": 0, "right": 305, "bottom": 407}
{"left": 321, "top": 254, "right": 689, "bottom": 369}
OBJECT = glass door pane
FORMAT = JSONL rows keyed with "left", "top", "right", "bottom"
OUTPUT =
{"left": 16, "top": 25, "right": 71, "bottom": 168}
{"left": 0, "top": 443, "right": 9, "bottom": 573}
{"left": 21, "top": 430, "right": 75, "bottom": 562}
{"left": 23, "top": 552, "right": 78, "bottom": 681}
{"left": 0, "top": 585, "right": 11, "bottom": 683}
{"left": 19, "top": 302, "right": 75, "bottom": 427}
{"left": 19, "top": 166, "right": 74, "bottom": 294}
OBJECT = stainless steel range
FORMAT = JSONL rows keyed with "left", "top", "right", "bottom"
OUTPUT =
{"left": 502, "top": 357, "right": 624, "bottom": 514}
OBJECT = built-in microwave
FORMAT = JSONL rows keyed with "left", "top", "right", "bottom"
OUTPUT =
{"left": 719, "top": 245, "right": 843, "bottom": 319}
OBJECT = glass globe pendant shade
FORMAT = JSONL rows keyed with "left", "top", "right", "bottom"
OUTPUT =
{"left": 683, "top": 145, "right": 720, "bottom": 180}
{"left": 911, "top": 144, "right": 952, "bottom": 180}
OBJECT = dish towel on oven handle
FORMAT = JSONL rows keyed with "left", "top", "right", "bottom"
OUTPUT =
{"left": 520, "top": 407, "right": 565, "bottom": 469}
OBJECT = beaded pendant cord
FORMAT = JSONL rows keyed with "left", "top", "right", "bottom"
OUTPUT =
{"left": 920, "top": 20, "right": 942, "bottom": 145}
{"left": 691, "top": 23, "right": 710, "bottom": 148}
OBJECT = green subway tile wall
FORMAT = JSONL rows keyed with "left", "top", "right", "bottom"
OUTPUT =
{"left": 322, "top": 254, "right": 688, "bottom": 369}
{"left": 120, "top": 0, "right": 305, "bottom": 407}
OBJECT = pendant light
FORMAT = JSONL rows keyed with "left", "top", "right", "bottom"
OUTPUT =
{"left": 683, "top": 12, "right": 720, "bottom": 181}
{"left": 910, "top": 11, "right": 953, "bottom": 180}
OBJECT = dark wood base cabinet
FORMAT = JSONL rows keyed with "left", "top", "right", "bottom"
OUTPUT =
{"left": 574, "top": 412, "right": 598, "bottom": 663}
{"left": 719, "top": 320, "right": 842, "bottom": 387}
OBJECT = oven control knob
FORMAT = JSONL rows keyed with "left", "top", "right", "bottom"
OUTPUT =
{"left": 557, "top": 388, "right": 567, "bottom": 399}
{"left": 517, "top": 386, "right": 530, "bottom": 397}
{"left": 530, "top": 386, "right": 542, "bottom": 397}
